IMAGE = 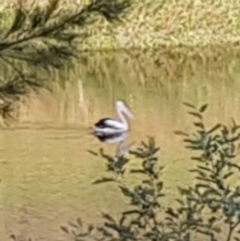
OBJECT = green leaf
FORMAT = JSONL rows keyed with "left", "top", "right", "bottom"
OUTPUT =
{"left": 207, "top": 124, "right": 222, "bottom": 134}
{"left": 88, "top": 224, "right": 94, "bottom": 233}
{"left": 119, "top": 186, "right": 132, "bottom": 197}
{"left": 129, "top": 150, "right": 145, "bottom": 158}
{"left": 9, "top": 234, "right": 17, "bottom": 241}
{"left": 199, "top": 104, "right": 208, "bottom": 113}
{"left": 87, "top": 150, "right": 98, "bottom": 156}
{"left": 92, "top": 177, "right": 116, "bottom": 184}
{"left": 122, "top": 210, "right": 142, "bottom": 216}
{"left": 222, "top": 172, "right": 234, "bottom": 180}
{"left": 119, "top": 215, "right": 126, "bottom": 226}
{"left": 232, "top": 123, "right": 240, "bottom": 134}
{"left": 142, "top": 180, "right": 151, "bottom": 185}
{"left": 102, "top": 213, "right": 115, "bottom": 223}
{"left": 183, "top": 138, "right": 200, "bottom": 144}
{"left": 196, "top": 177, "right": 215, "bottom": 183}
{"left": 157, "top": 193, "right": 165, "bottom": 198}
{"left": 157, "top": 181, "right": 163, "bottom": 191}
{"left": 202, "top": 187, "right": 222, "bottom": 197}
{"left": 194, "top": 122, "right": 204, "bottom": 129}
{"left": 176, "top": 199, "right": 184, "bottom": 205}
{"left": 187, "top": 111, "right": 202, "bottom": 119}
{"left": 97, "top": 226, "right": 113, "bottom": 237}
{"left": 227, "top": 134, "right": 240, "bottom": 143}
{"left": 227, "top": 163, "right": 240, "bottom": 170}
{"left": 130, "top": 169, "right": 146, "bottom": 174}
{"left": 208, "top": 216, "right": 217, "bottom": 226}
{"left": 68, "top": 222, "right": 78, "bottom": 228}
{"left": 152, "top": 147, "right": 160, "bottom": 155}
{"left": 166, "top": 208, "right": 179, "bottom": 218}
{"left": 60, "top": 226, "right": 69, "bottom": 234}
{"left": 174, "top": 130, "right": 189, "bottom": 136}
{"left": 77, "top": 218, "right": 82, "bottom": 227}
{"left": 183, "top": 102, "right": 196, "bottom": 109}
{"left": 191, "top": 156, "right": 203, "bottom": 161}
{"left": 189, "top": 169, "right": 206, "bottom": 178}
{"left": 197, "top": 165, "right": 212, "bottom": 172}
{"left": 141, "top": 141, "right": 148, "bottom": 148}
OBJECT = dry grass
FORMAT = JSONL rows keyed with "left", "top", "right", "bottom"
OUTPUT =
{"left": 79, "top": 0, "right": 240, "bottom": 50}
{"left": 1, "top": 0, "right": 240, "bottom": 50}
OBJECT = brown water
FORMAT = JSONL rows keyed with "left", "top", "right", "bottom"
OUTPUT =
{"left": 1, "top": 49, "right": 240, "bottom": 241}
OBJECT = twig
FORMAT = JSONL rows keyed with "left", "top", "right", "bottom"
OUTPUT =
{"left": 226, "top": 221, "right": 240, "bottom": 241}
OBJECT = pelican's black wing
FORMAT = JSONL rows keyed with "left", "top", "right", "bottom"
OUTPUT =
{"left": 94, "top": 118, "right": 111, "bottom": 127}
{"left": 94, "top": 118, "right": 122, "bottom": 130}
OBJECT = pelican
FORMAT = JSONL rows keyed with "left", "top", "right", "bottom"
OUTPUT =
{"left": 93, "top": 101, "right": 134, "bottom": 136}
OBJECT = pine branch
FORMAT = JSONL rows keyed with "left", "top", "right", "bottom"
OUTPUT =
{"left": 0, "top": 0, "right": 131, "bottom": 123}
{"left": 0, "top": 0, "right": 131, "bottom": 70}
{"left": 0, "top": 0, "right": 130, "bottom": 50}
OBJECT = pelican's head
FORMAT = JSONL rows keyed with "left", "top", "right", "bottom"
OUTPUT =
{"left": 116, "top": 101, "right": 134, "bottom": 119}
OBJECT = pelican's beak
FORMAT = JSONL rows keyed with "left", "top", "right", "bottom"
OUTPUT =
{"left": 123, "top": 105, "right": 135, "bottom": 119}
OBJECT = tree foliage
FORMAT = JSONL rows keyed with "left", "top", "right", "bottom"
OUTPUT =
{"left": 0, "top": 0, "right": 131, "bottom": 123}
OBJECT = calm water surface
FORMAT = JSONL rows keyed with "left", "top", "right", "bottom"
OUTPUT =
{"left": 1, "top": 49, "right": 240, "bottom": 240}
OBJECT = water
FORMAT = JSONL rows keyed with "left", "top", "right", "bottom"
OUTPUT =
{"left": 1, "top": 49, "right": 240, "bottom": 240}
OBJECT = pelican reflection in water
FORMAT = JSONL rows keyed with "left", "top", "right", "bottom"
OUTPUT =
{"left": 95, "top": 131, "right": 134, "bottom": 157}
{"left": 93, "top": 101, "right": 134, "bottom": 136}
{"left": 92, "top": 100, "right": 135, "bottom": 157}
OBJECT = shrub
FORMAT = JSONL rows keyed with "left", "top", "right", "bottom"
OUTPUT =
{"left": 61, "top": 103, "right": 240, "bottom": 241}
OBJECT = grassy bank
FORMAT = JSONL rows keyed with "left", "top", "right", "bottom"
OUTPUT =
{"left": 81, "top": 0, "right": 240, "bottom": 50}
{"left": 1, "top": 0, "right": 240, "bottom": 50}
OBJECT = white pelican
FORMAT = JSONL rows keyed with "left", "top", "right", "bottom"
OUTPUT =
{"left": 93, "top": 101, "right": 134, "bottom": 136}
